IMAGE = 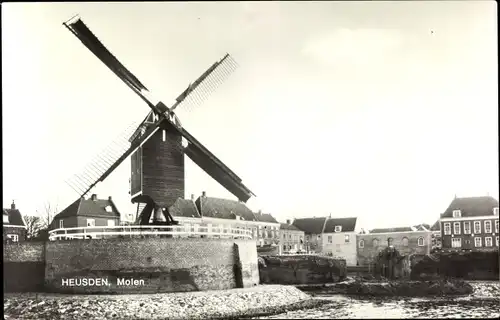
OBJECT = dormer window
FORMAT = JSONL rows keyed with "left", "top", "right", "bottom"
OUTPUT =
{"left": 494, "top": 207, "right": 499, "bottom": 216}
{"left": 452, "top": 210, "right": 461, "bottom": 218}
{"left": 3, "top": 213, "right": 9, "bottom": 224}
{"left": 105, "top": 205, "right": 113, "bottom": 213}
{"left": 334, "top": 225, "right": 342, "bottom": 232}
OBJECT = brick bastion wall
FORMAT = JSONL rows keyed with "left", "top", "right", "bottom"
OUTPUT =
{"left": 4, "top": 238, "right": 259, "bottom": 293}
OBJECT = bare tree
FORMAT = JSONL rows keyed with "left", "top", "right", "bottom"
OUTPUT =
{"left": 24, "top": 215, "right": 43, "bottom": 239}
{"left": 36, "top": 201, "right": 59, "bottom": 229}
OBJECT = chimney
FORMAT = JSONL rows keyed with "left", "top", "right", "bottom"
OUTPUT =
{"left": 286, "top": 219, "right": 291, "bottom": 225}
{"left": 258, "top": 210, "right": 262, "bottom": 215}
{"left": 191, "top": 194, "right": 195, "bottom": 201}
{"left": 202, "top": 191, "right": 206, "bottom": 197}
{"left": 11, "top": 200, "right": 15, "bottom": 210}
{"left": 108, "top": 196, "right": 112, "bottom": 201}
{"left": 91, "top": 194, "right": 97, "bottom": 201}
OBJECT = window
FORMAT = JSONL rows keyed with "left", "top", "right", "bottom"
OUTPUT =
{"left": 494, "top": 207, "right": 499, "bottom": 216}
{"left": 485, "top": 237, "right": 493, "bottom": 247}
{"left": 484, "top": 221, "right": 492, "bottom": 233}
{"left": 59, "top": 219, "right": 64, "bottom": 229}
{"left": 162, "top": 129, "right": 166, "bottom": 141}
{"left": 451, "top": 238, "right": 462, "bottom": 248}
{"left": 105, "top": 205, "right": 113, "bottom": 213}
{"left": 372, "top": 239, "right": 379, "bottom": 247}
{"left": 289, "top": 234, "right": 292, "bottom": 239}
{"left": 474, "top": 221, "right": 481, "bottom": 234}
{"left": 444, "top": 223, "right": 451, "bottom": 235}
{"left": 359, "top": 239, "right": 365, "bottom": 248}
{"left": 452, "top": 210, "right": 461, "bottom": 218}
{"left": 464, "top": 221, "right": 471, "bottom": 234}
{"left": 283, "top": 245, "right": 286, "bottom": 251}
{"left": 496, "top": 220, "right": 499, "bottom": 233}
{"left": 453, "top": 222, "right": 461, "bottom": 235}
{"left": 7, "top": 234, "right": 19, "bottom": 242}
{"left": 417, "top": 237, "right": 425, "bottom": 246}
{"left": 3, "top": 214, "right": 9, "bottom": 223}
{"left": 317, "top": 235, "right": 321, "bottom": 240}
{"left": 402, "top": 237, "right": 409, "bottom": 246}
{"left": 474, "top": 237, "right": 482, "bottom": 247}
{"left": 306, "top": 235, "right": 310, "bottom": 241}
{"left": 107, "top": 220, "right": 115, "bottom": 227}
{"left": 496, "top": 236, "right": 499, "bottom": 246}
{"left": 334, "top": 225, "right": 342, "bottom": 232}
{"left": 345, "top": 234, "right": 350, "bottom": 243}
{"left": 328, "top": 235, "right": 333, "bottom": 244}
{"left": 86, "top": 219, "right": 95, "bottom": 227}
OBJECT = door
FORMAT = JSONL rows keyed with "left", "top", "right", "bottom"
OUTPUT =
{"left": 130, "top": 147, "right": 143, "bottom": 196}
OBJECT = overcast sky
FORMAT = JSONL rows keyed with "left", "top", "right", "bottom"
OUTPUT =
{"left": 2, "top": 1, "right": 498, "bottom": 229}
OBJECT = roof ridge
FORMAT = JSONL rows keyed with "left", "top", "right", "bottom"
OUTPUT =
{"left": 76, "top": 197, "right": 83, "bottom": 215}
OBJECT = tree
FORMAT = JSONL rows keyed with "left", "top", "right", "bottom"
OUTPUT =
{"left": 36, "top": 201, "right": 59, "bottom": 229}
{"left": 24, "top": 215, "right": 43, "bottom": 239}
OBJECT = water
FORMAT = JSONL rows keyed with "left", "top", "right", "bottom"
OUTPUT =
{"left": 255, "top": 282, "right": 500, "bottom": 319}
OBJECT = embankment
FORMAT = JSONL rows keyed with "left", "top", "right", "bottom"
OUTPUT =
{"left": 297, "top": 278, "right": 474, "bottom": 297}
{"left": 3, "top": 285, "right": 326, "bottom": 320}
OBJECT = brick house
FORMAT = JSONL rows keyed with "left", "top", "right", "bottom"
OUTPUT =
{"left": 322, "top": 217, "right": 358, "bottom": 266}
{"left": 356, "top": 225, "right": 433, "bottom": 267}
{"left": 50, "top": 194, "right": 121, "bottom": 230}
{"left": 439, "top": 196, "right": 499, "bottom": 252}
{"left": 169, "top": 192, "right": 280, "bottom": 246}
{"left": 292, "top": 217, "right": 328, "bottom": 253}
{"left": 3, "top": 201, "right": 27, "bottom": 242}
{"left": 279, "top": 219, "right": 305, "bottom": 254}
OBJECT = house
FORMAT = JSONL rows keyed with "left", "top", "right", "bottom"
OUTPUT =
{"left": 322, "top": 217, "right": 358, "bottom": 266}
{"left": 50, "top": 194, "right": 121, "bottom": 230}
{"left": 356, "top": 224, "right": 434, "bottom": 267}
{"left": 169, "top": 192, "right": 280, "bottom": 246}
{"left": 439, "top": 196, "right": 499, "bottom": 252}
{"left": 3, "top": 201, "right": 27, "bottom": 242}
{"left": 292, "top": 217, "right": 328, "bottom": 253}
{"left": 279, "top": 219, "right": 305, "bottom": 254}
{"left": 430, "top": 219, "right": 442, "bottom": 250}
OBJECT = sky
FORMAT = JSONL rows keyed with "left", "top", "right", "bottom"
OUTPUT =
{"left": 2, "top": 1, "right": 498, "bottom": 229}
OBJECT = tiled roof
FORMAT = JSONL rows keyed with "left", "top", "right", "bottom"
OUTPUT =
{"left": 3, "top": 209, "right": 26, "bottom": 227}
{"left": 441, "top": 196, "right": 499, "bottom": 218}
{"left": 255, "top": 212, "right": 279, "bottom": 224}
{"left": 196, "top": 196, "right": 257, "bottom": 221}
{"left": 292, "top": 217, "right": 327, "bottom": 234}
{"left": 430, "top": 220, "right": 440, "bottom": 231}
{"left": 54, "top": 197, "right": 121, "bottom": 219}
{"left": 323, "top": 217, "right": 357, "bottom": 233}
{"left": 369, "top": 227, "right": 413, "bottom": 234}
{"left": 280, "top": 223, "right": 302, "bottom": 231}
{"left": 169, "top": 198, "right": 201, "bottom": 218}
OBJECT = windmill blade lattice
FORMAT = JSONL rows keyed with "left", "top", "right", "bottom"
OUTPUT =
{"left": 65, "top": 121, "right": 140, "bottom": 197}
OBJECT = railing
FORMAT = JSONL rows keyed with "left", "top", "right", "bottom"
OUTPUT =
{"left": 48, "top": 225, "right": 253, "bottom": 241}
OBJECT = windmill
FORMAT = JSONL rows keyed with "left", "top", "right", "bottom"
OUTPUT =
{"left": 63, "top": 16, "right": 255, "bottom": 225}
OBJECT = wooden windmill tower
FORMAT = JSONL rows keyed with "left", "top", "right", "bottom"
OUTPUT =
{"left": 63, "top": 16, "right": 255, "bottom": 225}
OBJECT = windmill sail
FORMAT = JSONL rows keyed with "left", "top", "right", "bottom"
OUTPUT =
{"left": 64, "top": 15, "right": 255, "bottom": 203}
{"left": 66, "top": 119, "right": 162, "bottom": 197}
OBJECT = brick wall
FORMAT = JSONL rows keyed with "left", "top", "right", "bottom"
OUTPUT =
{"left": 3, "top": 242, "right": 45, "bottom": 292}
{"left": 357, "top": 231, "right": 432, "bottom": 266}
{"left": 44, "top": 237, "right": 256, "bottom": 293}
{"left": 4, "top": 238, "right": 259, "bottom": 294}
{"left": 259, "top": 255, "right": 347, "bottom": 284}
